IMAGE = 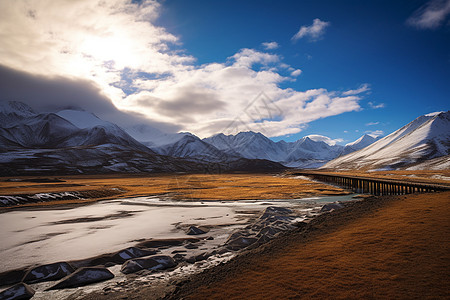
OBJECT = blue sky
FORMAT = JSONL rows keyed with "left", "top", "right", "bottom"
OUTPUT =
{"left": 155, "top": 0, "right": 449, "bottom": 143}
{"left": 0, "top": 0, "right": 448, "bottom": 144}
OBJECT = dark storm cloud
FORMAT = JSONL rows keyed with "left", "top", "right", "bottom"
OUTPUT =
{"left": 0, "top": 64, "right": 116, "bottom": 113}
{"left": 0, "top": 64, "right": 181, "bottom": 132}
{"left": 158, "top": 89, "right": 226, "bottom": 115}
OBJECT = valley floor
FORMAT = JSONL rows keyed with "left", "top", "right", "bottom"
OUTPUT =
{"left": 165, "top": 191, "right": 450, "bottom": 300}
{"left": 0, "top": 173, "right": 348, "bottom": 209}
{"left": 1, "top": 172, "right": 449, "bottom": 299}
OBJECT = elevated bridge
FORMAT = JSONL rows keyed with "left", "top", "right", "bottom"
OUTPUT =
{"left": 292, "top": 172, "right": 450, "bottom": 196}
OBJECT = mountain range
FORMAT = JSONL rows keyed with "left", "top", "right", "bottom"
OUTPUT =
{"left": 0, "top": 101, "right": 282, "bottom": 175}
{"left": 0, "top": 101, "right": 448, "bottom": 175}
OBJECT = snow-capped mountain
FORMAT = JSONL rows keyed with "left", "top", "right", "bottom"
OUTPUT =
{"left": 126, "top": 124, "right": 240, "bottom": 162}
{"left": 204, "top": 132, "right": 287, "bottom": 161}
{"left": 0, "top": 101, "right": 285, "bottom": 175}
{"left": 4, "top": 100, "right": 444, "bottom": 174}
{"left": 203, "top": 132, "right": 346, "bottom": 168}
{"left": 0, "top": 100, "right": 36, "bottom": 127}
{"left": 152, "top": 135, "right": 239, "bottom": 162}
{"left": 0, "top": 103, "right": 149, "bottom": 151}
{"left": 125, "top": 124, "right": 190, "bottom": 148}
{"left": 340, "top": 134, "right": 381, "bottom": 156}
{"left": 322, "top": 111, "right": 450, "bottom": 170}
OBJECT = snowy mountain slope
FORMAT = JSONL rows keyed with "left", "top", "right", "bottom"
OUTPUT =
{"left": 56, "top": 109, "right": 113, "bottom": 129}
{"left": 0, "top": 101, "right": 36, "bottom": 127}
{"left": 0, "top": 104, "right": 150, "bottom": 152}
{"left": 285, "top": 137, "right": 343, "bottom": 162}
{"left": 125, "top": 124, "right": 189, "bottom": 148}
{"left": 152, "top": 135, "right": 239, "bottom": 162}
{"left": 203, "top": 132, "right": 345, "bottom": 168}
{"left": 405, "top": 155, "right": 450, "bottom": 170}
{"left": 340, "top": 134, "right": 381, "bottom": 156}
{"left": 204, "top": 132, "right": 287, "bottom": 161}
{"left": 0, "top": 113, "right": 80, "bottom": 149}
{"left": 322, "top": 111, "right": 450, "bottom": 170}
{"left": 126, "top": 124, "right": 241, "bottom": 162}
{"left": 55, "top": 109, "right": 151, "bottom": 150}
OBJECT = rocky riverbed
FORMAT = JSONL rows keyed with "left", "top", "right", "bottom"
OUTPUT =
{"left": 0, "top": 194, "right": 357, "bottom": 300}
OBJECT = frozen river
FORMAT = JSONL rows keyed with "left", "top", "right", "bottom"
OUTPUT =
{"left": 0, "top": 194, "right": 355, "bottom": 273}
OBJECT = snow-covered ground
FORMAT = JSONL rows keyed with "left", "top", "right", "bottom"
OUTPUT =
{"left": 0, "top": 194, "right": 355, "bottom": 274}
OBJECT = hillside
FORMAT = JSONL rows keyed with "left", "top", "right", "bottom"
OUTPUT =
{"left": 322, "top": 111, "right": 450, "bottom": 170}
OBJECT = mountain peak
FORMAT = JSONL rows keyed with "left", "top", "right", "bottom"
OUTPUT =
{"left": 0, "top": 101, "right": 36, "bottom": 117}
{"left": 425, "top": 111, "right": 444, "bottom": 117}
{"left": 56, "top": 109, "right": 110, "bottom": 129}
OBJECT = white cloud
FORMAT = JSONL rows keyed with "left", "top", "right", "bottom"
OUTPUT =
{"left": 292, "top": 18, "right": 330, "bottom": 42}
{"left": 342, "top": 84, "right": 370, "bottom": 96}
{"left": 0, "top": 0, "right": 367, "bottom": 138}
{"left": 306, "top": 134, "right": 343, "bottom": 146}
{"left": 262, "top": 41, "right": 279, "bottom": 50}
{"left": 291, "top": 69, "right": 302, "bottom": 77}
{"left": 407, "top": 0, "right": 450, "bottom": 29}
{"left": 366, "top": 121, "right": 379, "bottom": 126}
{"left": 368, "top": 102, "right": 385, "bottom": 109}
{"left": 365, "top": 130, "right": 384, "bottom": 137}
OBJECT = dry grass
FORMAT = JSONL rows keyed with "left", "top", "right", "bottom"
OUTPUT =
{"left": 0, "top": 173, "right": 347, "bottom": 207}
{"left": 186, "top": 191, "right": 450, "bottom": 299}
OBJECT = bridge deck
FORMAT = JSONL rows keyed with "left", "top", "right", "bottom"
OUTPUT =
{"left": 292, "top": 171, "right": 450, "bottom": 195}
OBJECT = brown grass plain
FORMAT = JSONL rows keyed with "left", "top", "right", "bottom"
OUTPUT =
{"left": 175, "top": 191, "right": 450, "bottom": 300}
{"left": 0, "top": 173, "right": 348, "bottom": 208}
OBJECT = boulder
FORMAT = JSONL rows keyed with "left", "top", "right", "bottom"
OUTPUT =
{"left": 185, "top": 252, "right": 210, "bottom": 264}
{"left": 172, "top": 253, "right": 185, "bottom": 262}
{"left": 262, "top": 206, "right": 293, "bottom": 216}
{"left": 257, "top": 207, "right": 296, "bottom": 226}
{"left": 136, "top": 238, "right": 199, "bottom": 249}
{"left": 120, "top": 255, "right": 177, "bottom": 274}
{"left": 321, "top": 202, "right": 343, "bottom": 212}
{"left": 185, "top": 226, "right": 208, "bottom": 235}
{"left": 70, "top": 247, "right": 158, "bottom": 269}
{"left": 0, "top": 283, "right": 35, "bottom": 300}
{"left": 226, "top": 236, "right": 257, "bottom": 251}
{"left": 255, "top": 226, "right": 280, "bottom": 239}
{"left": 22, "top": 262, "right": 74, "bottom": 283}
{"left": 111, "top": 247, "right": 157, "bottom": 263}
{"left": 184, "top": 243, "right": 199, "bottom": 249}
{"left": 47, "top": 267, "right": 114, "bottom": 290}
{"left": 0, "top": 269, "right": 27, "bottom": 287}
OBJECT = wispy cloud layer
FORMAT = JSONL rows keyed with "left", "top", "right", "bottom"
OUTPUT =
{"left": 342, "top": 84, "right": 370, "bottom": 96}
{"left": 262, "top": 41, "right": 279, "bottom": 50}
{"left": 365, "top": 130, "right": 384, "bottom": 137}
{"left": 368, "top": 102, "right": 385, "bottom": 109}
{"left": 407, "top": 0, "right": 450, "bottom": 29}
{"left": 0, "top": 1, "right": 364, "bottom": 138}
{"left": 306, "top": 134, "right": 343, "bottom": 146}
{"left": 292, "top": 18, "right": 330, "bottom": 42}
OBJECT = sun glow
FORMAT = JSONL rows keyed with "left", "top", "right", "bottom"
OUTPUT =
{"left": 80, "top": 35, "right": 138, "bottom": 69}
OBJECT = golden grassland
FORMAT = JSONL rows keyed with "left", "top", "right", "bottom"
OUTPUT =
{"left": 1, "top": 170, "right": 448, "bottom": 208}
{"left": 184, "top": 191, "right": 450, "bottom": 299}
{"left": 0, "top": 173, "right": 347, "bottom": 208}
